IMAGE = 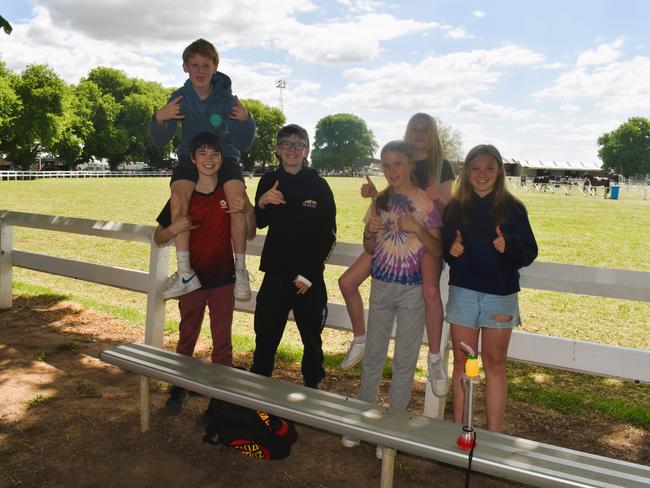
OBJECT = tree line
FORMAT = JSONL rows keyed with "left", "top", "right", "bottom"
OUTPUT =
{"left": 0, "top": 62, "right": 287, "bottom": 171}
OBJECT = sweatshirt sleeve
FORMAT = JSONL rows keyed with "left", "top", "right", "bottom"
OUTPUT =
{"left": 502, "top": 203, "right": 538, "bottom": 268}
{"left": 300, "top": 179, "right": 337, "bottom": 283}
{"left": 441, "top": 205, "right": 460, "bottom": 265}
{"left": 254, "top": 173, "right": 275, "bottom": 229}
{"left": 147, "top": 91, "right": 180, "bottom": 148}
{"left": 226, "top": 115, "right": 256, "bottom": 152}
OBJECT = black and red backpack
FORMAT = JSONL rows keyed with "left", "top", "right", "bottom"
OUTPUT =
{"left": 203, "top": 398, "right": 298, "bottom": 460}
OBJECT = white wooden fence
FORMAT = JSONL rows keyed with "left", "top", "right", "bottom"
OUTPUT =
{"left": 0, "top": 170, "right": 171, "bottom": 180}
{"left": 1, "top": 210, "right": 649, "bottom": 415}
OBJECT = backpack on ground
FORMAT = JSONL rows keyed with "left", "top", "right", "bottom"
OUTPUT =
{"left": 203, "top": 398, "right": 298, "bottom": 460}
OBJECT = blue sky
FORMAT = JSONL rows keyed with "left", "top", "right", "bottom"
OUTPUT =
{"left": 1, "top": 0, "right": 649, "bottom": 163}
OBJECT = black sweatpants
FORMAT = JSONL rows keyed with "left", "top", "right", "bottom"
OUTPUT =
{"left": 251, "top": 273, "right": 328, "bottom": 387}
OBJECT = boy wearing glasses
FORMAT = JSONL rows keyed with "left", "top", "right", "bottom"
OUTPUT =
{"left": 251, "top": 124, "right": 337, "bottom": 388}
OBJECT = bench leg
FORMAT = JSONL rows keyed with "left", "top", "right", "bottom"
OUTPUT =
{"left": 379, "top": 447, "right": 396, "bottom": 488}
{"left": 140, "top": 376, "right": 151, "bottom": 432}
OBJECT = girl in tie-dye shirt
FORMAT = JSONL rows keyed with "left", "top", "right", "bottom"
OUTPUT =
{"left": 342, "top": 140, "right": 443, "bottom": 453}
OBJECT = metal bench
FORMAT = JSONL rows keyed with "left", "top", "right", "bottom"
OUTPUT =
{"left": 100, "top": 342, "right": 650, "bottom": 488}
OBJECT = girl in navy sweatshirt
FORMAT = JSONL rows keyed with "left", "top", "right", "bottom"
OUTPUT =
{"left": 442, "top": 144, "right": 537, "bottom": 432}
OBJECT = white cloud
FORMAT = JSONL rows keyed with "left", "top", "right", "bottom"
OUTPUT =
{"left": 3, "top": 1, "right": 439, "bottom": 68}
{"left": 540, "top": 62, "right": 567, "bottom": 70}
{"left": 222, "top": 62, "right": 322, "bottom": 110}
{"left": 576, "top": 38, "right": 624, "bottom": 67}
{"left": 326, "top": 45, "right": 545, "bottom": 111}
{"left": 0, "top": 7, "right": 179, "bottom": 84}
{"left": 559, "top": 103, "right": 581, "bottom": 113}
{"left": 445, "top": 27, "right": 472, "bottom": 40}
{"left": 472, "top": 10, "right": 486, "bottom": 18}
{"left": 534, "top": 55, "right": 650, "bottom": 113}
{"left": 338, "top": 0, "right": 384, "bottom": 13}
{"left": 275, "top": 14, "right": 439, "bottom": 64}
{"left": 455, "top": 98, "right": 539, "bottom": 121}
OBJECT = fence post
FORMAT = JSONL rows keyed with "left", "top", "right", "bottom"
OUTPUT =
{"left": 144, "top": 241, "right": 169, "bottom": 348}
{"left": 0, "top": 211, "right": 13, "bottom": 309}
{"left": 141, "top": 238, "right": 169, "bottom": 432}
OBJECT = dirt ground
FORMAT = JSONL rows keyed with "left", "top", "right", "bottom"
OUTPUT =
{"left": 1, "top": 294, "right": 648, "bottom": 488}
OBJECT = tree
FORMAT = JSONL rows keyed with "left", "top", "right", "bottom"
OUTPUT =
{"left": 0, "top": 63, "right": 21, "bottom": 154}
{"left": 0, "top": 64, "right": 65, "bottom": 169}
{"left": 240, "top": 99, "right": 285, "bottom": 171}
{"left": 437, "top": 118, "right": 463, "bottom": 162}
{"left": 311, "top": 113, "right": 377, "bottom": 170}
{"left": 79, "top": 68, "right": 171, "bottom": 169}
{"left": 50, "top": 85, "right": 86, "bottom": 168}
{"left": 598, "top": 117, "right": 650, "bottom": 177}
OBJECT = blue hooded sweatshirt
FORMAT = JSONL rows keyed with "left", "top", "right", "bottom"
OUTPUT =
{"left": 148, "top": 71, "right": 256, "bottom": 161}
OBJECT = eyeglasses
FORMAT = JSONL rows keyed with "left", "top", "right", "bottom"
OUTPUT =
{"left": 278, "top": 141, "right": 307, "bottom": 151}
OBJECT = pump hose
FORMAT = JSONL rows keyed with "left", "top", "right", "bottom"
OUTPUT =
{"left": 464, "top": 430, "right": 478, "bottom": 488}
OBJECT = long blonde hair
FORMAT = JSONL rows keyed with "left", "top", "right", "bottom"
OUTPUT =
{"left": 404, "top": 113, "right": 444, "bottom": 185}
{"left": 449, "top": 144, "right": 520, "bottom": 226}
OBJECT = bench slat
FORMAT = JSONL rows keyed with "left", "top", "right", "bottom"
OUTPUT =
{"left": 100, "top": 343, "right": 650, "bottom": 488}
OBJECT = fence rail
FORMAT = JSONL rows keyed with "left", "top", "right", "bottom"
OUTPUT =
{"left": 1, "top": 210, "right": 649, "bottom": 389}
{"left": 0, "top": 170, "right": 171, "bottom": 180}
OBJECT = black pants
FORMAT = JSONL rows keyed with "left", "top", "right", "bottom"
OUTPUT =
{"left": 251, "top": 273, "right": 328, "bottom": 387}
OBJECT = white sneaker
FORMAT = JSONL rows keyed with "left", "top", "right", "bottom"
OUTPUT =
{"left": 340, "top": 340, "right": 365, "bottom": 370}
{"left": 341, "top": 435, "right": 360, "bottom": 448}
{"left": 234, "top": 269, "right": 251, "bottom": 301}
{"left": 162, "top": 270, "right": 201, "bottom": 300}
{"left": 376, "top": 445, "right": 384, "bottom": 459}
{"left": 428, "top": 354, "right": 449, "bottom": 397}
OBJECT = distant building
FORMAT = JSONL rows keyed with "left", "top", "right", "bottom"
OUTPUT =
{"left": 503, "top": 158, "right": 604, "bottom": 178}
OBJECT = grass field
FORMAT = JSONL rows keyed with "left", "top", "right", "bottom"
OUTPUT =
{"left": 1, "top": 176, "right": 649, "bottom": 426}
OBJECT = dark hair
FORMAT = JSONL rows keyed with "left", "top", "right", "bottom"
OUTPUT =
{"left": 276, "top": 124, "right": 310, "bottom": 146}
{"left": 183, "top": 38, "right": 219, "bottom": 66}
{"left": 375, "top": 140, "right": 415, "bottom": 211}
{"left": 276, "top": 124, "right": 310, "bottom": 167}
{"left": 190, "top": 132, "right": 222, "bottom": 158}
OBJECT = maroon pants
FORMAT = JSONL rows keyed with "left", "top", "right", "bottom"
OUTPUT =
{"left": 177, "top": 284, "right": 234, "bottom": 366}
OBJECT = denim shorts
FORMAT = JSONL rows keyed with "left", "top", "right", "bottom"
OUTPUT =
{"left": 445, "top": 285, "right": 521, "bottom": 329}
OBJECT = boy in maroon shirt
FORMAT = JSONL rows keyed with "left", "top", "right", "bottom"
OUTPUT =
{"left": 153, "top": 132, "right": 255, "bottom": 412}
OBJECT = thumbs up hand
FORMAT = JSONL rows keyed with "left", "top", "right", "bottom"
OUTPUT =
{"left": 493, "top": 226, "right": 506, "bottom": 253}
{"left": 367, "top": 203, "right": 382, "bottom": 235}
{"left": 258, "top": 180, "right": 286, "bottom": 209}
{"left": 361, "top": 175, "right": 378, "bottom": 199}
{"left": 450, "top": 229, "right": 464, "bottom": 257}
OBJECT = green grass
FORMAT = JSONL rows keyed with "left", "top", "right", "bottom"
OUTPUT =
{"left": 508, "top": 363, "right": 650, "bottom": 427}
{"left": 1, "top": 177, "right": 649, "bottom": 425}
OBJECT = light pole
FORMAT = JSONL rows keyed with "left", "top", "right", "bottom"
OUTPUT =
{"left": 276, "top": 79, "right": 287, "bottom": 113}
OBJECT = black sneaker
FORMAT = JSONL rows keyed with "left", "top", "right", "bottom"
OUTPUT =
{"left": 165, "top": 386, "right": 188, "bottom": 413}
